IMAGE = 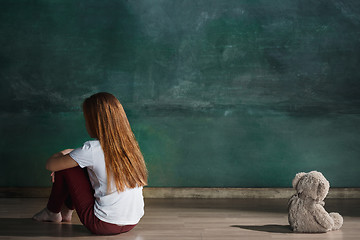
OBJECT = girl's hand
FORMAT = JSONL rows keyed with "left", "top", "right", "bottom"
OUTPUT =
{"left": 60, "top": 149, "right": 74, "bottom": 155}
{"left": 51, "top": 172, "right": 55, "bottom": 183}
{"left": 46, "top": 149, "right": 78, "bottom": 172}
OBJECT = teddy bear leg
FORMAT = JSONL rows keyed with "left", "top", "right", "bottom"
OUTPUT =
{"left": 329, "top": 212, "right": 343, "bottom": 230}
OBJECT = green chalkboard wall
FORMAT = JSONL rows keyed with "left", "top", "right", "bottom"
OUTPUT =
{"left": 1, "top": 0, "right": 359, "bottom": 187}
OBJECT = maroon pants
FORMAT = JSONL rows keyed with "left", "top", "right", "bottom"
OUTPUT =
{"left": 47, "top": 166, "right": 136, "bottom": 235}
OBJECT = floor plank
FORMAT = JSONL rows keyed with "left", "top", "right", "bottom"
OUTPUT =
{"left": 0, "top": 198, "right": 359, "bottom": 239}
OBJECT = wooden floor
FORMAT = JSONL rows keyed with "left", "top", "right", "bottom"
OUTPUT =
{"left": 0, "top": 198, "right": 359, "bottom": 240}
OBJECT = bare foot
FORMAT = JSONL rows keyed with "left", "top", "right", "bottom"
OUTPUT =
{"left": 61, "top": 206, "right": 74, "bottom": 222}
{"left": 32, "top": 208, "right": 62, "bottom": 223}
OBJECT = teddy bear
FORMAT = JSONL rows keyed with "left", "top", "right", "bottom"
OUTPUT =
{"left": 288, "top": 171, "right": 343, "bottom": 233}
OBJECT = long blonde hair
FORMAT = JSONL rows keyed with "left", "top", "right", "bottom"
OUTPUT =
{"left": 83, "top": 92, "right": 147, "bottom": 192}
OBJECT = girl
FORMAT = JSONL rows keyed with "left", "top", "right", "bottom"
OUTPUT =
{"left": 33, "top": 92, "right": 148, "bottom": 235}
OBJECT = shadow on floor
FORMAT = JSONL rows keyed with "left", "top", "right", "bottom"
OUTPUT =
{"left": 146, "top": 199, "right": 360, "bottom": 217}
{"left": 231, "top": 224, "right": 293, "bottom": 233}
{"left": 0, "top": 218, "right": 91, "bottom": 237}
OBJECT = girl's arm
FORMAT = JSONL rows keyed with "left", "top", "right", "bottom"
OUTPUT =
{"left": 46, "top": 149, "right": 78, "bottom": 172}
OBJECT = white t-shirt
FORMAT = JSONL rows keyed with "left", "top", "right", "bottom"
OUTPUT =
{"left": 69, "top": 140, "right": 144, "bottom": 225}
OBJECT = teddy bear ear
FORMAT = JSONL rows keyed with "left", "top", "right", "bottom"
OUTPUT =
{"left": 292, "top": 172, "right": 306, "bottom": 188}
{"left": 316, "top": 181, "right": 329, "bottom": 201}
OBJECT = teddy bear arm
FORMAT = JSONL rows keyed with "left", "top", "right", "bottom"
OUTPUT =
{"left": 313, "top": 207, "right": 334, "bottom": 231}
